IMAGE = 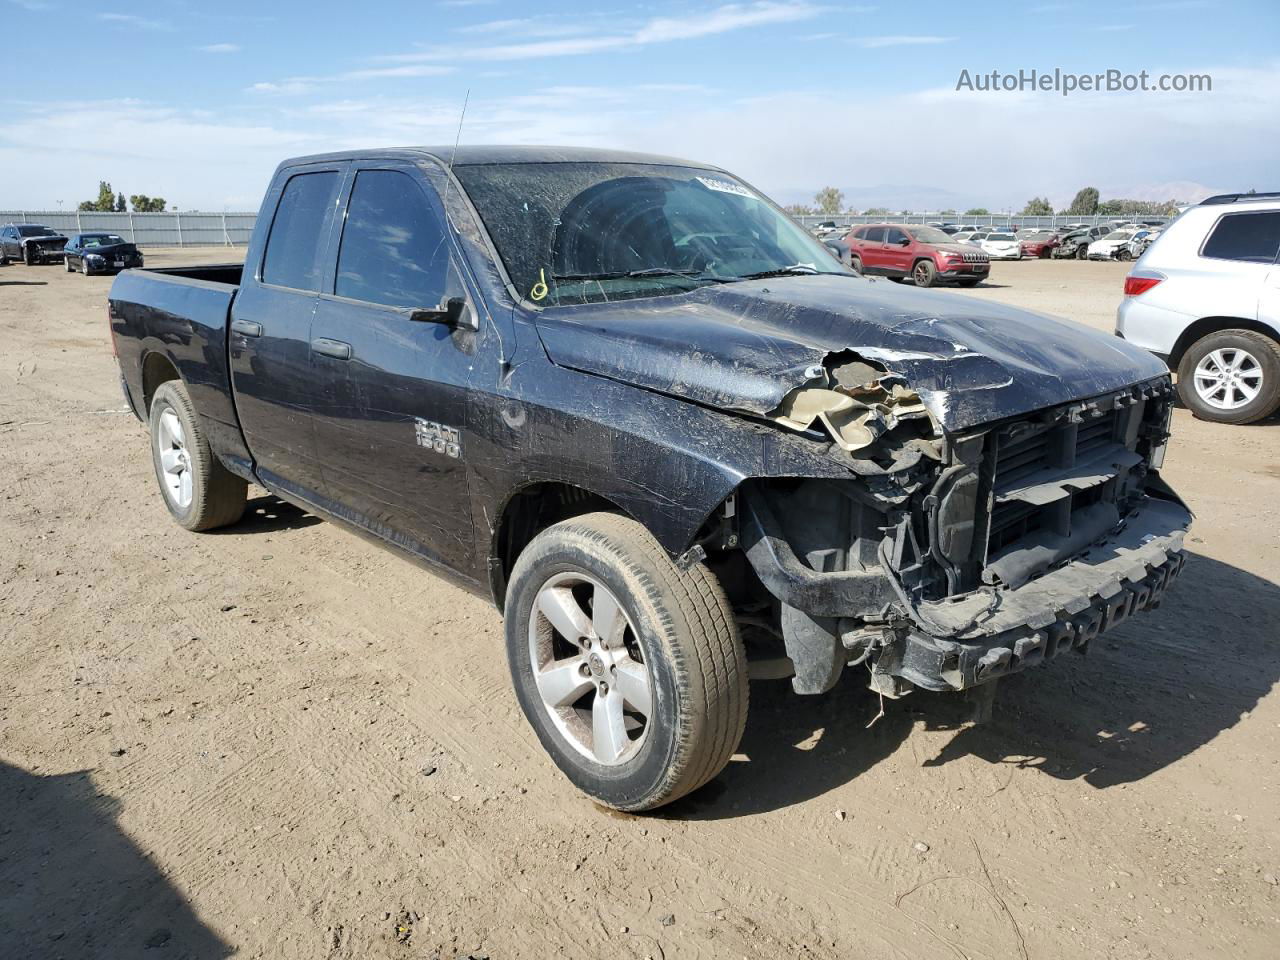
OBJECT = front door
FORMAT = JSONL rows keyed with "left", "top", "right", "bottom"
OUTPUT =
{"left": 228, "top": 162, "right": 346, "bottom": 501}
{"left": 882, "top": 227, "right": 913, "bottom": 274}
{"left": 308, "top": 163, "right": 477, "bottom": 573}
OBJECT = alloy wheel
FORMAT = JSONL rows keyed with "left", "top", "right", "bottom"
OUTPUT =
{"left": 156, "top": 408, "right": 193, "bottom": 508}
{"left": 528, "top": 572, "right": 652, "bottom": 766}
{"left": 1194, "top": 348, "right": 1263, "bottom": 411}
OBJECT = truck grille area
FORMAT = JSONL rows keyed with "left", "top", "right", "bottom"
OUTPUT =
{"left": 924, "top": 378, "right": 1177, "bottom": 599}
{"left": 980, "top": 381, "right": 1174, "bottom": 589}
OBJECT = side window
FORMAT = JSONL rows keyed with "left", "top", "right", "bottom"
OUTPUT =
{"left": 864, "top": 226, "right": 886, "bottom": 244}
{"left": 261, "top": 170, "right": 339, "bottom": 291}
{"left": 1201, "top": 212, "right": 1280, "bottom": 264}
{"left": 885, "top": 227, "right": 907, "bottom": 245}
{"left": 335, "top": 169, "right": 449, "bottom": 309}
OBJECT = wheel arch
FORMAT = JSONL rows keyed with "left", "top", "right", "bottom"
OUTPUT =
{"left": 489, "top": 481, "right": 639, "bottom": 611}
{"left": 141, "top": 350, "right": 182, "bottom": 417}
{"left": 1169, "top": 316, "right": 1280, "bottom": 369}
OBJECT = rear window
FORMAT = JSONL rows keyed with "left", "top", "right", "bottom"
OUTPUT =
{"left": 1201, "top": 211, "right": 1280, "bottom": 264}
{"left": 262, "top": 170, "right": 340, "bottom": 291}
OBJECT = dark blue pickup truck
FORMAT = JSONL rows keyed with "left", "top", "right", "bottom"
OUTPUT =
{"left": 109, "top": 146, "right": 1191, "bottom": 811}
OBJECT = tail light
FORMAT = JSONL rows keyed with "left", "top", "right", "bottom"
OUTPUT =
{"left": 1123, "top": 274, "right": 1163, "bottom": 297}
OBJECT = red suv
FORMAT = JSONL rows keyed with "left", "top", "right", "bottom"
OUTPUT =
{"left": 843, "top": 223, "right": 990, "bottom": 287}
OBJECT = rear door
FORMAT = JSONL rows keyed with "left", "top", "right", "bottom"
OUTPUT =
{"left": 307, "top": 162, "right": 478, "bottom": 572}
{"left": 229, "top": 162, "right": 346, "bottom": 500}
{"left": 860, "top": 226, "right": 887, "bottom": 271}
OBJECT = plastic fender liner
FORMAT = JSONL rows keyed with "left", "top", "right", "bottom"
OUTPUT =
{"left": 738, "top": 486, "right": 898, "bottom": 619}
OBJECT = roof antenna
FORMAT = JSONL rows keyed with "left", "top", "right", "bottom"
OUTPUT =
{"left": 441, "top": 88, "right": 469, "bottom": 208}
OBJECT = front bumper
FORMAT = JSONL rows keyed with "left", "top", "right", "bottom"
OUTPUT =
{"left": 744, "top": 490, "right": 1191, "bottom": 694}
{"left": 881, "top": 495, "right": 1190, "bottom": 692}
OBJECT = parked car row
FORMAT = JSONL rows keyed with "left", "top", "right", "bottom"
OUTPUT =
{"left": 0, "top": 223, "right": 143, "bottom": 274}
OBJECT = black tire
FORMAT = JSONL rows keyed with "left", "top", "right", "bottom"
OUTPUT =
{"left": 505, "top": 512, "right": 748, "bottom": 812}
{"left": 849, "top": 256, "right": 863, "bottom": 275}
{"left": 24, "top": 247, "right": 35, "bottom": 266}
{"left": 65, "top": 258, "right": 74, "bottom": 273}
{"left": 1176, "top": 330, "right": 1280, "bottom": 425}
{"left": 1075, "top": 245, "right": 1088, "bottom": 260}
{"left": 1038, "top": 248, "right": 1051, "bottom": 259}
{"left": 912, "top": 259, "right": 937, "bottom": 287}
{"left": 148, "top": 380, "right": 247, "bottom": 530}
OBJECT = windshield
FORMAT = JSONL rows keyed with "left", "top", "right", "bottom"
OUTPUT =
{"left": 907, "top": 226, "right": 953, "bottom": 244}
{"left": 987, "top": 233, "right": 1016, "bottom": 241}
{"left": 454, "top": 161, "right": 850, "bottom": 305}
{"left": 1102, "top": 231, "right": 1134, "bottom": 241}
{"left": 17, "top": 225, "right": 54, "bottom": 237}
{"left": 83, "top": 234, "right": 126, "bottom": 247}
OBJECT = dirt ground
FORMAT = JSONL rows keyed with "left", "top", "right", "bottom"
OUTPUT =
{"left": 2, "top": 250, "right": 1278, "bottom": 960}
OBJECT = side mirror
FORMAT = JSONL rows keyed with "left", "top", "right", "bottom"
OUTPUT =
{"left": 898, "top": 237, "right": 911, "bottom": 246}
{"left": 409, "top": 296, "right": 471, "bottom": 328}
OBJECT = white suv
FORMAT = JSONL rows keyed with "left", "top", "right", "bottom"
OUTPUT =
{"left": 1117, "top": 193, "right": 1280, "bottom": 424}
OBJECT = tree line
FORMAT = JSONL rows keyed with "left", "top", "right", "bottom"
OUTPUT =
{"left": 788, "top": 185, "right": 1188, "bottom": 218}
{"left": 77, "top": 181, "right": 169, "bottom": 213}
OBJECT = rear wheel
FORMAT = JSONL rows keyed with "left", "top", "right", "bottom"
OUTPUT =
{"left": 1177, "top": 330, "right": 1280, "bottom": 424}
{"left": 912, "top": 259, "right": 937, "bottom": 287}
{"left": 148, "top": 380, "right": 247, "bottom": 530}
{"left": 505, "top": 512, "right": 748, "bottom": 811}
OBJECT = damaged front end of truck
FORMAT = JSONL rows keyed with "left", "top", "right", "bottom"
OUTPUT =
{"left": 532, "top": 276, "right": 1192, "bottom": 706}
{"left": 738, "top": 353, "right": 1189, "bottom": 703}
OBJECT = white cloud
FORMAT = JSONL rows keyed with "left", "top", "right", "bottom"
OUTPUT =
{"left": 98, "top": 12, "right": 172, "bottom": 31}
{"left": 378, "top": 1, "right": 826, "bottom": 63}
{"left": 3, "top": 64, "right": 1276, "bottom": 212}
{"left": 199, "top": 43, "right": 241, "bottom": 54}
{"left": 855, "top": 35, "right": 952, "bottom": 48}
{"left": 248, "top": 64, "right": 455, "bottom": 94}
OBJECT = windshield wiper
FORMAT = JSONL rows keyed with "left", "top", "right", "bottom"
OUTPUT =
{"left": 551, "top": 268, "right": 732, "bottom": 284}
{"left": 735, "top": 263, "right": 827, "bottom": 280}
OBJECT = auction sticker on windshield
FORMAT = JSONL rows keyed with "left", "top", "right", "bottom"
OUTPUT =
{"left": 696, "top": 176, "right": 756, "bottom": 199}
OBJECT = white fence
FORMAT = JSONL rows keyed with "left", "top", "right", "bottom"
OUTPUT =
{"left": 0, "top": 210, "right": 256, "bottom": 247}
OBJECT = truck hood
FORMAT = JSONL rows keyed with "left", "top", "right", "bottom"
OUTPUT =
{"left": 532, "top": 274, "right": 1167, "bottom": 432}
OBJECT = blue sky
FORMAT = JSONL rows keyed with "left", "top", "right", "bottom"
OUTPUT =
{"left": 1, "top": 0, "right": 1277, "bottom": 212}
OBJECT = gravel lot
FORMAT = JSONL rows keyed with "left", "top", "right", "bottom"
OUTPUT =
{"left": 2, "top": 250, "right": 1278, "bottom": 959}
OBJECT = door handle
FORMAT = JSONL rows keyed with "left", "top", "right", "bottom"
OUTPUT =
{"left": 231, "top": 318, "right": 263, "bottom": 338}
{"left": 311, "top": 338, "right": 352, "bottom": 360}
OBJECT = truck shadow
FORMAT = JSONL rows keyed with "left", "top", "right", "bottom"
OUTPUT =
{"left": 211, "top": 494, "right": 322, "bottom": 535}
{"left": 0, "top": 761, "right": 233, "bottom": 959}
{"left": 668, "top": 551, "right": 1279, "bottom": 819}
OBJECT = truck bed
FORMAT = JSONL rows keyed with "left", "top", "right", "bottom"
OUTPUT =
{"left": 140, "top": 263, "right": 244, "bottom": 287}
{"left": 109, "top": 263, "right": 251, "bottom": 478}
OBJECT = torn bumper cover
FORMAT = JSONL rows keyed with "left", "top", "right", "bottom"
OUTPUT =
{"left": 743, "top": 491, "right": 1191, "bottom": 694}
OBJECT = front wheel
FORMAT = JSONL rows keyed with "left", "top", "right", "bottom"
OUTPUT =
{"left": 505, "top": 512, "right": 748, "bottom": 812}
{"left": 148, "top": 380, "right": 247, "bottom": 530}
{"left": 912, "top": 259, "right": 937, "bottom": 287}
{"left": 849, "top": 256, "right": 863, "bottom": 275}
{"left": 65, "top": 258, "right": 74, "bottom": 273}
{"left": 1176, "top": 330, "right": 1280, "bottom": 424}
{"left": 1075, "top": 246, "right": 1088, "bottom": 260}
{"left": 24, "top": 247, "right": 35, "bottom": 266}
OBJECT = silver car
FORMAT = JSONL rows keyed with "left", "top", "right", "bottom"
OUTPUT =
{"left": 1116, "top": 193, "right": 1280, "bottom": 423}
